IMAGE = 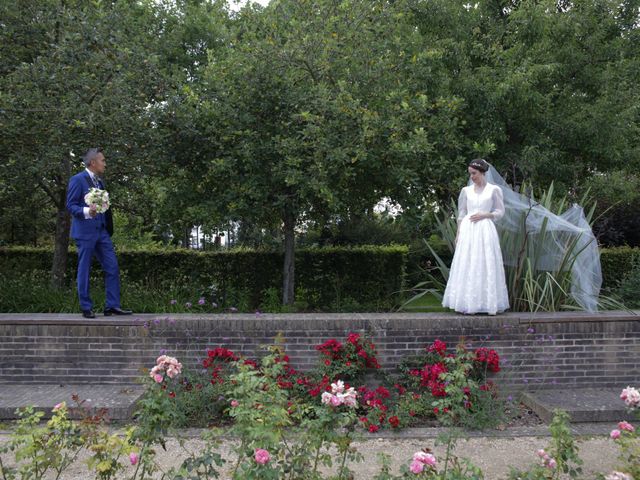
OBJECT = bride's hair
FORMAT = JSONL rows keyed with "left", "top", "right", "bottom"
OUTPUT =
{"left": 468, "top": 158, "right": 489, "bottom": 173}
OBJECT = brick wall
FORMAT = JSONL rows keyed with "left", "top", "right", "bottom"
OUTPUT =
{"left": 0, "top": 312, "right": 638, "bottom": 388}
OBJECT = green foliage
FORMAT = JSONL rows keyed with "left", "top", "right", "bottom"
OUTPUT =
{"left": 433, "top": 345, "right": 504, "bottom": 430}
{"left": 372, "top": 430, "right": 484, "bottom": 479}
{"left": 164, "top": 429, "right": 226, "bottom": 480}
{"left": 0, "top": 245, "right": 407, "bottom": 312}
{"left": 613, "top": 256, "right": 640, "bottom": 308}
{"left": 397, "top": 340, "right": 503, "bottom": 431}
{"left": 0, "top": 403, "right": 84, "bottom": 480}
{"left": 413, "top": 182, "right": 621, "bottom": 312}
{"left": 2, "top": 0, "right": 640, "bottom": 274}
{"left": 580, "top": 171, "right": 640, "bottom": 247}
{"left": 225, "top": 346, "right": 363, "bottom": 479}
{"left": 606, "top": 406, "right": 640, "bottom": 480}
{"left": 600, "top": 247, "right": 640, "bottom": 290}
{"left": 508, "top": 410, "right": 582, "bottom": 480}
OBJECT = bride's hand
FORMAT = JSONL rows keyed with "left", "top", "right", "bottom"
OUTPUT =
{"left": 469, "top": 212, "right": 490, "bottom": 223}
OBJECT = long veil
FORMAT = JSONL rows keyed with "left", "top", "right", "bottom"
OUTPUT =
{"left": 476, "top": 165, "right": 602, "bottom": 312}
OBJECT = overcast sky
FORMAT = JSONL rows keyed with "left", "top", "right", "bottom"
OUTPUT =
{"left": 228, "top": 0, "right": 271, "bottom": 11}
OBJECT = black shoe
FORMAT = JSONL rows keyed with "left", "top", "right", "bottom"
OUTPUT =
{"left": 82, "top": 309, "right": 96, "bottom": 319}
{"left": 104, "top": 307, "right": 133, "bottom": 316}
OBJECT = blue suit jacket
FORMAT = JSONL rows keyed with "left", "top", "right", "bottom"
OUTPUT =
{"left": 66, "top": 171, "right": 110, "bottom": 240}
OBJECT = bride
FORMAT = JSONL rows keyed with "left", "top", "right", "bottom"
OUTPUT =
{"left": 442, "top": 159, "right": 509, "bottom": 315}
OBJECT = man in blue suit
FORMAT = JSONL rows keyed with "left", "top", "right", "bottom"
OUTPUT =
{"left": 66, "top": 147, "right": 132, "bottom": 318}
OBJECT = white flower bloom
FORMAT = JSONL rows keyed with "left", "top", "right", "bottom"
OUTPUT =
{"left": 331, "top": 380, "right": 345, "bottom": 394}
{"left": 84, "top": 187, "right": 110, "bottom": 213}
{"left": 605, "top": 471, "right": 633, "bottom": 480}
{"left": 321, "top": 392, "right": 333, "bottom": 405}
{"left": 620, "top": 386, "right": 640, "bottom": 408}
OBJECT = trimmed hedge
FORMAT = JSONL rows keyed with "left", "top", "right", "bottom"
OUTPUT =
{"left": 0, "top": 245, "right": 408, "bottom": 311}
{"left": 600, "top": 246, "right": 640, "bottom": 290}
{"left": 2, "top": 245, "right": 632, "bottom": 310}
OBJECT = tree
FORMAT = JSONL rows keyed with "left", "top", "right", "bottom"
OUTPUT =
{"left": 408, "top": 0, "right": 640, "bottom": 190}
{"left": 0, "top": 0, "right": 168, "bottom": 287}
{"left": 175, "top": 0, "right": 467, "bottom": 304}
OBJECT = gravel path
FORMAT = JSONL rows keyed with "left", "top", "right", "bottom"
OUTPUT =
{"left": 0, "top": 431, "right": 621, "bottom": 479}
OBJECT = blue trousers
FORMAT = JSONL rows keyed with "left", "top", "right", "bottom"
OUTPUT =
{"left": 75, "top": 229, "right": 121, "bottom": 310}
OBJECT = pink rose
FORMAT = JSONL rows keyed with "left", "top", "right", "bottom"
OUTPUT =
{"left": 409, "top": 459, "right": 424, "bottom": 474}
{"left": 620, "top": 386, "right": 640, "bottom": 408}
{"left": 129, "top": 452, "right": 139, "bottom": 465}
{"left": 547, "top": 458, "right": 557, "bottom": 469}
{"left": 331, "top": 380, "right": 345, "bottom": 394}
{"left": 153, "top": 373, "right": 163, "bottom": 383}
{"left": 413, "top": 451, "right": 436, "bottom": 467}
{"left": 52, "top": 402, "right": 65, "bottom": 411}
{"left": 254, "top": 448, "right": 270, "bottom": 465}
{"left": 231, "top": 400, "right": 239, "bottom": 408}
{"left": 330, "top": 395, "right": 342, "bottom": 407}
{"left": 610, "top": 429, "right": 621, "bottom": 439}
{"left": 421, "top": 453, "right": 436, "bottom": 467}
{"left": 536, "top": 449, "right": 546, "bottom": 458}
{"left": 618, "top": 421, "right": 634, "bottom": 432}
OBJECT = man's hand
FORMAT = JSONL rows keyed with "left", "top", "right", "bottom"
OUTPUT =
{"left": 89, "top": 204, "right": 97, "bottom": 218}
{"left": 469, "top": 212, "right": 491, "bottom": 223}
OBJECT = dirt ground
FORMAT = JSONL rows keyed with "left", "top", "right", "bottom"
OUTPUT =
{"left": 0, "top": 432, "right": 622, "bottom": 479}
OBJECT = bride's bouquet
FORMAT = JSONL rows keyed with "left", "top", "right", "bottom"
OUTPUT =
{"left": 84, "top": 187, "right": 110, "bottom": 213}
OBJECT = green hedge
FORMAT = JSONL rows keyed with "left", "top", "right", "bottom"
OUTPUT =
{"left": 0, "top": 245, "right": 408, "bottom": 311}
{"left": 600, "top": 246, "right": 640, "bottom": 290}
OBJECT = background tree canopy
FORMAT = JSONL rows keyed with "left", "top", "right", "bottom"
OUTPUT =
{"left": 1, "top": 0, "right": 638, "bottom": 301}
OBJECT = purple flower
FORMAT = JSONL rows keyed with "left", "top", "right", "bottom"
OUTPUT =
{"left": 170, "top": 299, "right": 177, "bottom": 305}
{"left": 168, "top": 318, "right": 176, "bottom": 325}
{"left": 198, "top": 297, "right": 206, "bottom": 305}
{"left": 153, "top": 318, "right": 160, "bottom": 325}
{"left": 185, "top": 302, "right": 192, "bottom": 308}
{"left": 507, "top": 395, "right": 513, "bottom": 402}
{"left": 160, "top": 349, "right": 167, "bottom": 355}
{"left": 527, "top": 327, "right": 535, "bottom": 334}
{"left": 255, "top": 310, "right": 261, "bottom": 316}
{"left": 143, "top": 321, "right": 149, "bottom": 329}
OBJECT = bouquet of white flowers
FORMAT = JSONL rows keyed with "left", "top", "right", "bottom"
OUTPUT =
{"left": 84, "top": 187, "right": 110, "bottom": 213}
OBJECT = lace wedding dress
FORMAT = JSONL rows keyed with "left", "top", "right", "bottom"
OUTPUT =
{"left": 442, "top": 183, "right": 510, "bottom": 315}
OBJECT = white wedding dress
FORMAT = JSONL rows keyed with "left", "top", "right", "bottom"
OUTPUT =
{"left": 442, "top": 183, "right": 510, "bottom": 315}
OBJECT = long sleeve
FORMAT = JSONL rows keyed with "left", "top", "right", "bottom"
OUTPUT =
{"left": 490, "top": 186, "right": 505, "bottom": 221}
{"left": 66, "top": 176, "right": 86, "bottom": 219}
{"left": 457, "top": 188, "right": 467, "bottom": 223}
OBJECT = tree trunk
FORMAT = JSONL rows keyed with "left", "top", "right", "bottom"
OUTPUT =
{"left": 50, "top": 156, "right": 72, "bottom": 289}
{"left": 282, "top": 204, "right": 296, "bottom": 306}
{"left": 51, "top": 205, "right": 71, "bottom": 289}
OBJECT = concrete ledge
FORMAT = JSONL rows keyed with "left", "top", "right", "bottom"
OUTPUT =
{"left": 521, "top": 388, "right": 635, "bottom": 423}
{"left": 0, "top": 310, "right": 638, "bottom": 325}
{"left": 0, "top": 385, "right": 144, "bottom": 420}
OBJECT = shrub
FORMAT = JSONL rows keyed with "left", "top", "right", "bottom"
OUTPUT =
{"left": 601, "top": 247, "right": 640, "bottom": 291}
{"left": 0, "top": 245, "right": 407, "bottom": 312}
